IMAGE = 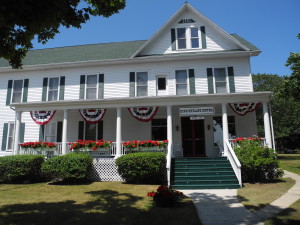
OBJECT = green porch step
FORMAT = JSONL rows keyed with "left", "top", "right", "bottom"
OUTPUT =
{"left": 172, "top": 183, "right": 241, "bottom": 190}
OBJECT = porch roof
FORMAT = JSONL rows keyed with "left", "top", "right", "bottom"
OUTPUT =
{"left": 10, "top": 92, "right": 272, "bottom": 112}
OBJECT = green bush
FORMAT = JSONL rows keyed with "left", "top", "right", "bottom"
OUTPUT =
{"left": 234, "top": 139, "right": 283, "bottom": 182}
{"left": 41, "top": 153, "right": 93, "bottom": 183}
{"left": 116, "top": 152, "right": 166, "bottom": 184}
{"left": 0, "top": 155, "right": 45, "bottom": 183}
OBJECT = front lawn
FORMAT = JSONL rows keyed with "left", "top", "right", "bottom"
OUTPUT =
{"left": 0, "top": 182, "right": 201, "bottom": 225}
{"left": 278, "top": 154, "right": 300, "bottom": 175}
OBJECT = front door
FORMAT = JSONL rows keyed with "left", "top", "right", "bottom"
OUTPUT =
{"left": 181, "top": 117, "right": 206, "bottom": 157}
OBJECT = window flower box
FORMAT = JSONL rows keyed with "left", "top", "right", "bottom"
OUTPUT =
{"left": 123, "top": 140, "right": 168, "bottom": 153}
{"left": 69, "top": 139, "right": 112, "bottom": 152}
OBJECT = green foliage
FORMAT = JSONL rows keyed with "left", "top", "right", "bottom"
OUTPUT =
{"left": 252, "top": 73, "right": 300, "bottom": 149}
{"left": 0, "top": 0, "right": 126, "bottom": 68}
{"left": 234, "top": 139, "right": 283, "bottom": 182}
{"left": 41, "top": 153, "right": 93, "bottom": 183}
{"left": 0, "top": 155, "right": 45, "bottom": 183}
{"left": 116, "top": 152, "right": 166, "bottom": 184}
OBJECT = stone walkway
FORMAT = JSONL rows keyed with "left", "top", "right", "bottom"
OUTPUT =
{"left": 182, "top": 170, "right": 300, "bottom": 225}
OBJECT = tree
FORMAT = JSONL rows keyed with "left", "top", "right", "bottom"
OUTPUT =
{"left": 285, "top": 33, "right": 300, "bottom": 101}
{"left": 0, "top": 0, "right": 126, "bottom": 69}
{"left": 253, "top": 73, "right": 300, "bottom": 150}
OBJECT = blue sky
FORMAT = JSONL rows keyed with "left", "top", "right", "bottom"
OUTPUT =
{"left": 32, "top": 0, "right": 299, "bottom": 76}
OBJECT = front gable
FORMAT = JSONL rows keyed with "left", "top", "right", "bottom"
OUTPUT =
{"left": 134, "top": 3, "right": 252, "bottom": 57}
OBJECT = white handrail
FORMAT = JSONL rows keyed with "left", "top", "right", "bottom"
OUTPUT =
{"left": 225, "top": 140, "right": 242, "bottom": 187}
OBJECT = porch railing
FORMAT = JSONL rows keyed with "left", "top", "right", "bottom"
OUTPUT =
{"left": 225, "top": 140, "right": 242, "bottom": 187}
{"left": 228, "top": 138, "right": 266, "bottom": 149}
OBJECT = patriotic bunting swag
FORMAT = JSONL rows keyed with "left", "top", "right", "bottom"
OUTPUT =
{"left": 229, "top": 103, "right": 260, "bottom": 116}
{"left": 30, "top": 111, "right": 56, "bottom": 125}
{"left": 79, "top": 109, "right": 106, "bottom": 124}
{"left": 128, "top": 107, "right": 159, "bottom": 122}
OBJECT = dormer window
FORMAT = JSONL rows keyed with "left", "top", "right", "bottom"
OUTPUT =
{"left": 190, "top": 27, "right": 199, "bottom": 48}
{"left": 177, "top": 28, "right": 186, "bottom": 49}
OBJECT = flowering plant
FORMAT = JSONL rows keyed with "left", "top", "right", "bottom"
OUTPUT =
{"left": 147, "top": 185, "right": 184, "bottom": 207}
{"left": 69, "top": 139, "right": 112, "bottom": 151}
{"left": 231, "top": 136, "right": 263, "bottom": 143}
{"left": 123, "top": 140, "right": 168, "bottom": 150}
{"left": 20, "top": 141, "right": 57, "bottom": 149}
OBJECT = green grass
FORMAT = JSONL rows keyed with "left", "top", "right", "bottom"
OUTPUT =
{"left": 278, "top": 154, "right": 300, "bottom": 175}
{"left": 0, "top": 182, "right": 201, "bottom": 225}
{"left": 237, "top": 178, "right": 295, "bottom": 212}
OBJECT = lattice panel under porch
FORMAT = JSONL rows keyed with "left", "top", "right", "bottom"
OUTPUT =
{"left": 88, "top": 158, "right": 124, "bottom": 181}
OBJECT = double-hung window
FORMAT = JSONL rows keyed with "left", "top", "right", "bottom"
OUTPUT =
{"left": 136, "top": 72, "right": 148, "bottom": 97}
{"left": 176, "top": 70, "right": 188, "bottom": 95}
{"left": 6, "top": 123, "right": 15, "bottom": 150}
{"left": 80, "top": 74, "right": 104, "bottom": 100}
{"left": 177, "top": 28, "right": 187, "bottom": 49}
{"left": 12, "top": 80, "right": 23, "bottom": 103}
{"left": 44, "top": 122, "right": 57, "bottom": 142}
{"left": 214, "top": 68, "right": 228, "bottom": 93}
{"left": 174, "top": 27, "right": 201, "bottom": 50}
{"left": 78, "top": 121, "right": 103, "bottom": 141}
{"left": 151, "top": 119, "right": 167, "bottom": 140}
{"left": 48, "top": 77, "right": 59, "bottom": 101}
{"left": 190, "top": 27, "right": 200, "bottom": 48}
{"left": 86, "top": 75, "right": 98, "bottom": 99}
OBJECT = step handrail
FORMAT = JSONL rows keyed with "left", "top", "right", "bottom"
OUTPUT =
{"left": 225, "top": 140, "right": 242, "bottom": 187}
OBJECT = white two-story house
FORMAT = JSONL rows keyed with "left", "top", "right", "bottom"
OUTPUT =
{"left": 0, "top": 3, "right": 273, "bottom": 188}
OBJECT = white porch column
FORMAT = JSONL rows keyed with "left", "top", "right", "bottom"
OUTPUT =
{"left": 13, "top": 111, "right": 22, "bottom": 155}
{"left": 62, "top": 109, "right": 68, "bottom": 155}
{"left": 115, "top": 107, "right": 122, "bottom": 158}
{"left": 167, "top": 105, "right": 173, "bottom": 186}
{"left": 263, "top": 102, "right": 273, "bottom": 149}
{"left": 222, "top": 103, "right": 229, "bottom": 156}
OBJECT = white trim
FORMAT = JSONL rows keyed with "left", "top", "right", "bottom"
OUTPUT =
{"left": 11, "top": 79, "right": 24, "bottom": 104}
{"left": 212, "top": 67, "right": 230, "bottom": 94}
{"left": 175, "top": 69, "right": 190, "bottom": 95}
{"left": 156, "top": 75, "right": 168, "bottom": 96}
{"left": 85, "top": 74, "right": 98, "bottom": 100}
{"left": 47, "top": 77, "right": 60, "bottom": 101}
{"left": 135, "top": 71, "right": 148, "bottom": 97}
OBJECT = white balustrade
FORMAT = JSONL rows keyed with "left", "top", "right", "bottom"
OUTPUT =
{"left": 225, "top": 140, "right": 242, "bottom": 187}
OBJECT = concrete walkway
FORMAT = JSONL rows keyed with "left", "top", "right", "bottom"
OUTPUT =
{"left": 182, "top": 170, "right": 300, "bottom": 225}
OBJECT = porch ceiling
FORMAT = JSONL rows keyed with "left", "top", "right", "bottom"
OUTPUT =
{"left": 10, "top": 91, "right": 272, "bottom": 112}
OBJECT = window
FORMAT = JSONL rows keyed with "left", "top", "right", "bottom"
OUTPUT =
{"left": 214, "top": 68, "right": 227, "bottom": 93}
{"left": 85, "top": 123, "right": 97, "bottom": 140}
{"left": 177, "top": 28, "right": 186, "bottom": 49}
{"left": 79, "top": 121, "right": 103, "bottom": 141}
{"left": 44, "top": 122, "right": 57, "bottom": 142}
{"left": 213, "top": 116, "right": 236, "bottom": 146}
{"left": 176, "top": 70, "right": 188, "bottom": 95}
{"left": 157, "top": 77, "right": 166, "bottom": 91}
{"left": 7, "top": 123, "right": 15, "bottom": 150}
{"left": 86, "top": 75, "right": 97, "bottom": 99}
{"left": 136, "top": 72, "right": 148, "bottom": 97}
{"left": 12, "top": 80, "right": 23, "bottom": 103}
{"left": 152, "top": 119, "right": 167, "bottom": 140}
{"left": 190, "top": 27, "right": 199, "bottom": 48}
{"left": 48, "top": 77, "right": 59, "bottom": 101}
{"left": 175, "top": 27, "right": 201, "bottom": 50}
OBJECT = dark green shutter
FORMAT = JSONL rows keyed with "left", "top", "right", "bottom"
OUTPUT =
{"left": 129, "top": 72, "right": 135, "bottom": 97}
{"left": 80, "top": 75, "right": 85, "bottom": 99}
{"left": 97, "top": 121, "right": 103, "bottom": 140}
{"left": 42, "top": 78, "right": 48, "bottom": 101}
{"left": 57, "top": 122, "right": 63, "bottom": 142}
{"left": 227, "top": 67, "right": 236, "bottom": 93}
{"left": 98, "top": 74, "right": 104, "bottom": 99}
{"left": 59, "top": 76, "right": 65, "bottom": 100}
{"left": 201, "top": 26, "right": 207, "bottom": 49}
{"left": 39, "top": 125, "right": 45, "bottom": 141}
{"left": 22, "top": 79, "right": 29, "bottom": 103}
{"left": 20, "top": 123, "right": 25, "bottom": 144}
{"left": 78, "top": 121, "right": 84, "bottom": 140}
{"left": 1, "top": 123, "right": 8, "bottom": 150}
{"left": 207, "top": 68, "right": 214, "bottom": 94}
{"left": 188, "top": 69, "right": 196, "bottom": 94}
{"left": 171, "top": 28, "right": 177, "bottom": 50}
{"left": 6, "top": 80, "right": 13, "bottom": 106}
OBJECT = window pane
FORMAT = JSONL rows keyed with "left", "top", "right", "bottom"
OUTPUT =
{"left": 12, "top": 80, "right": 23, "bottom": 103}
{"left": 86, "top": 88, "right": 97, "bottom": 99}
{"left": 48, "top": 90, "right": 58, "bottom": 101}
{"left": 216, "top": 82, "right": 227, "bottom": 93}
{"left": 176, "top": 70, "right": 187, "bottom": 83}
{"left": 191, "top": 28, "right": 199, "bottom": 37}
{"left": 191, "top": 38, "right": 199, "bottom": 48}
{"left": 137, "top": 72, "right": 148, "bottom": 85}
{"left": 49, "top": 78, "right": 59, "bottom": 90}
{"left": 7, "top": 124, "right": 14, "bottom": 150}
{"left": 12, "top": 92, "right": 22, "bottom": 103}
{"left": 157, "top": 77, "right": 166, "bottom": 90}
{"left": 85, "top": 123, "right": 96, "bottom": 140}
{"left": 87, "top": 75, "right": 97, "bottom": 88}
{"left": 13, "top": 80, "right": 23, "bottom": 92}
{"left": 137, "top": 86, "right": 147, "bottom": 97}
{"left": 178, "top": 39, "right": 186, "bottom": 49}
{"left": 214, "top": 68, "right": 226, "bottom": 81}
{"left": 152, "top": 119, "right": 167, "bottom": 140}
{"left": 177, "top": 28, "right": 186, "bottom": 38}
{"left": 176, "top": 84, "right": 188, "bottom": 95}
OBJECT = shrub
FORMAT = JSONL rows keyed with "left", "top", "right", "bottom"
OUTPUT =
{"left": 42, "top": 153, "right": 93, "bottom": 183}
{"left": 116, "top": 152, "right": 166, "bottom": 184}
{"left": 234, "top": 139, "right": 283, "bottom": 182}
{"left": 147, "top": 185, "right": 184, "bottom": 207}
{"left": 0, "top": 155, "right": 45, "bottom": 183}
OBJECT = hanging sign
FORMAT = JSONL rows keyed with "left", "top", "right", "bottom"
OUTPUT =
{"left": 79, "top": 109, "right": 106, "bottom": 124}
{"left": 30, "top": 111, "right": 56, "bottom": 125}
{"left": 128, "top": 107, "right": 159, "bottom": 122}
{"left": 180, "top": 107, "right": 215, "bottom": 116}
{"left": 229, "top": 103, "right": 260, "bottom": 116}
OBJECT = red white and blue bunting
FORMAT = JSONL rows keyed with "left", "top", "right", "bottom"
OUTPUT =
{"left": 128, "top": 107, "right": 159, "bottom": 122}
{"left": 229, "top": 103, "right": 260, "bottom": 116}
{"left": 79, "top": 109, "right": 106, "bottom": 124}
{"left": 30, "top": 111, "right": 56, "bottom": 125}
